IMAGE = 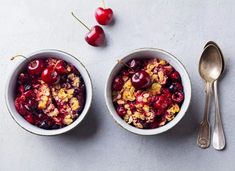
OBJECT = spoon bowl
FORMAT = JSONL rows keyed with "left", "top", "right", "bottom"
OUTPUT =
{"left": 199, "top": 44, "right": 223, "bottom": 83}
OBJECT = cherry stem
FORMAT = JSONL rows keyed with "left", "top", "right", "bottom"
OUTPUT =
{"left": 71, "top": 12, "right": 91, "bottom": 31}
{"left": 101, "top": 0, "right": 106, "bottom": 8}
{"left": 10, "top": 55, "right": 27, "bottom": 61}
{"left": 117, "top": 59, "right": 134, "bottom": 71}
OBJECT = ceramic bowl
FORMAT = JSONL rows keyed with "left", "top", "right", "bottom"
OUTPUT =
{"left": 5, "top": 49, "right": 93, "bottom": 136}
{"left": 105, "top": 48, "right": 191, "bottom": 135}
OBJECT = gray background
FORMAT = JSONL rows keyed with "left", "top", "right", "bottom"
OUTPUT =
{"left": 0, "top": 0, "right": 234, "bottom": 170}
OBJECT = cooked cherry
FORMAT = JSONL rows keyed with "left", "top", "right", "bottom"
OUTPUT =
{"left": 18, "top": 85, "right": 25, "bottom": 94}
{"left": 170, "top": 71, "right": 181, "bottom": 81}
{"left": 169, "top": 82, "right": 183, "bottom": 93}
{"left": 23, "top": 90, "right": 34, "bottom": 98}
{"left": 51, "top": 124, "right": 61, "bottom": 129}
{"left": 155, "top": 108, "right": 165, "bottom": 116}
{"left": 154, "top": 96, "right": 169, "bottom": 110}
{"left": 18, "top": 73, "right": 29, "bottom": 84}
{"left": 150, "top": 120, "right": 159, "bottom": 129}
{"left": 131, "top": 70, "right": 151, "bottom": 90}
{"left": 112, "top": 77, "right": 124, "bottom": 91}
{"left": 24, "top": 99, "right": 37, "bottom": 112}
{"left": 35, "top": 113, "right": 44, "bottom": 119}
{"left": 41, "top": 67, "right": 60, "bottom": 84}
{"left": 25, "top": 115, "right": 34, "bottom": 124}
{"left": 27, "top": 59, "right": 45, "bottom": 75}
{"left": 15, "top": 96, "right": 33, "bottom": 116}
{"left": 116, "top": 106, "right": 126, "bottom": 117}
{"left": 39, "top": 120, "right": 51, "bottom": 129}
{"left": 15, "top": 97, "right": 26, "bottom": 115}
{"left": 74, "top": 88, "right": 80, "bottom": 96}
{"left": 172, "top": 92, "right": 184, "bottom": 103}
{"left": 162, "top": 65, "right": 173, "bottom": 76}
{"left": 162, "top": 88, "right": 172, "bottom": 98}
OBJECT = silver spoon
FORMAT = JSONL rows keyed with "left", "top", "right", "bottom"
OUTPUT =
{"left": 205, "top": 42, "right": 226, "bottom": 150}
{"left": 197, "top": 44, "right": 223, "bottom": 148}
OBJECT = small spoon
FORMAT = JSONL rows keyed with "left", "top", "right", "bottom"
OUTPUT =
{"left": 205, "top": 42, "right": 226, "bottom": 150}
{"left": 197, "top": 44, "right": 223, "bottom": 149}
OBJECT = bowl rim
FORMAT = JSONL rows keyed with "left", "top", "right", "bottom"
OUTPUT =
{"left": 5, "top": 49, "right": 93, "bottom": 136}
{"left": 104, "top": 47, "right": 192, "bottom": 135}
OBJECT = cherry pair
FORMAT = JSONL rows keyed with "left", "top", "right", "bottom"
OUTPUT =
{"left": 72, "top": 1, "right": 113, "bottom": 47}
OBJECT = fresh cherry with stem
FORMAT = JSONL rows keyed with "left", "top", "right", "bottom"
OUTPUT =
{"left": 131, "top": 70, "right": 151, "bottom": 90}
{"left": 55, "top": 60, "right": 67, "bottom": 74}
{"left": 117, "top": 59, "right": 151, "bottom": 90}
{"left": 71, "top": 12, "right": 105, "bottom": 47}
{"left": 11, "top": 55, "right": 45, "bottom": 76}
{"left": 27, "top": 59, "right": 45, "bottom": 75}
{"left": 95, "top": 0, "right": 113, "bottom": 25}
{"left": 41, "top": 60, "right": 64, "bottom": 85}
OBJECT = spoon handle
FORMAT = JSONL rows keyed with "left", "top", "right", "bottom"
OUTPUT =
{"left": 197, "top": 82, "right": 212, "bottom": 149}
{"left": 212, "top": 80, "right": 226, "bottom": 150}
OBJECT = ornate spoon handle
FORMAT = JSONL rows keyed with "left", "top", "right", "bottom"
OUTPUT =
{"left": 197, "top": 82, "right": 212, "bottom": 149}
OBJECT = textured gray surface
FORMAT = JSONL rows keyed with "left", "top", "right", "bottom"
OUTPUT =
{"left": 0, "top": 0, "right": 235, "bottom": 171}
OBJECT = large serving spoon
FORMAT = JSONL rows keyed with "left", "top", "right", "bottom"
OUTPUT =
{"left": 197, "top": 44, "right": 223, "bottom": 149}
{"left": 204, "top": 42, "right": 226, "bottom": 150}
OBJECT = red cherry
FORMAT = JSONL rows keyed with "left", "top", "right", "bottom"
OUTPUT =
{"left": 95, "top": 7, "right": 113, "bottom": 25}
{"left": 55, "top": 61, "right": 67, "bottom": 74}
{"left": 154, "top": 96, "right": 169, "bottom": 110}
{"left": 85, "top": 25, "right": 105, "bottom": 46}
{"left": 116, "top": 106, "right": 126, "bottom": 117}
{"left": 15, "top": 97, "right": 26, "bottom": 116}
{"left": 131, "top": 70, "right": 151, "bottom": 90}
{"left": 25, "top": 114, "right": 34, "bottom": 124}
{"left": 41, "top": 67, "right": 60, "bottom": 84}
{"left": 112, "top": 76, "right": 124, "bottom": 91}
{"left": 71, "top": 12, "right": 105, "bottom": 47}
{"left": 18, "top": 73, "right": 29, "bottom": 84}
{"left": 24, "top": 98, "right": 37, "bottom": 112}
{"left": 162, "top": 88, "right": 172, "bottom": 98}
{"left": 172, "top": 92, "right": 184, "bottom": 103}
{"left": 155, "top": 108, "right": 165, "bottom": 116}
{"left": 169, "top": 82, "right": 183, "bottom": 93}
{"left": 15, "top": 93, "right": 31, "bottom": 116}
{"left": 27, "top": 59, "right": 45, "bottom": 75}
{"left": 18, "top": 85, "right": 25, "bottom": 94}
{"left": 170, "top": 71, "right": 181, "bottom": 81}
{"left": 150, "top": 120, "right": 159, "bottom": 129}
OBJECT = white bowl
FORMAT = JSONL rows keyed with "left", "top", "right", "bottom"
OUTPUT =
{"left": 5, "top": 49, "right": 93, "bottom": 136}
{"left": 105, "top": 48, "right": 191, "bottom": 135}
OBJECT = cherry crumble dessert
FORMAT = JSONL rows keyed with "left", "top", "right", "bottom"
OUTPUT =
{"left": 15, "top": 58, "right": 86, "bottom": 130}
{"left": 112, "top": 58, "right": 184, "bottom": 129}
